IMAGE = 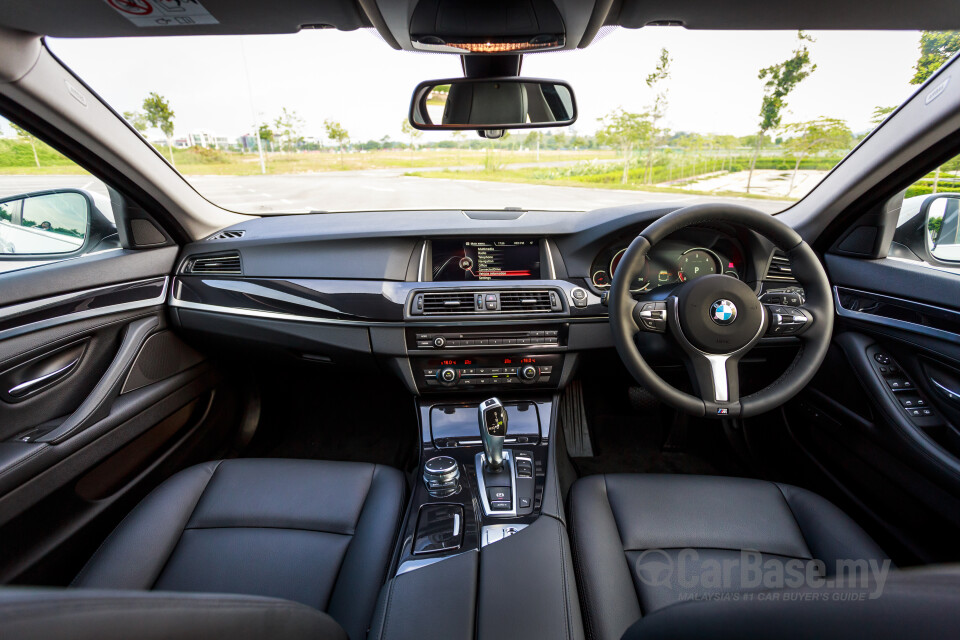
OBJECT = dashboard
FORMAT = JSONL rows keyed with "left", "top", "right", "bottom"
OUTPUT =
{"left": 169, "top": 205, "right": 788, "bottom": 396}
{"left": 588, "top": 234, "right": 746, "bottom": 293}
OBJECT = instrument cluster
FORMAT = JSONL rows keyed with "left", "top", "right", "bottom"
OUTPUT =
{"left": 588, "top": 237, "right": 745, "bottom": 293}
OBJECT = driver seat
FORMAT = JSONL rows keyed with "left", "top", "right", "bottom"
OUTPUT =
{"left": 568, "top": 474, "right": 888, "bottom": 640}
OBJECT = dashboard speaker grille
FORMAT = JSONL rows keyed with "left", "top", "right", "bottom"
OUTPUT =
{"left": 183, "top": 252, "right": 242, "bottom": 275}
{"left": 765, "top": 251, "right": 796, "bottom": 282}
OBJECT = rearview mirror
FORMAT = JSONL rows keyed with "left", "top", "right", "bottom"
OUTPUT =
{"left": 927, "top": 194, "right": 960, "bottom": 262}
{"left": 409, "top": 77, "right": 576, "bottom": 131}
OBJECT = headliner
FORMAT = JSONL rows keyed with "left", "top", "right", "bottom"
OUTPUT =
{"left": 1, "top": 0, "right": 958, "bottom": 51}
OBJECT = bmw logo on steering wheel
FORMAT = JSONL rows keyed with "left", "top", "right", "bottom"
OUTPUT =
{"left": 710, "top": 299, "right": 737, "bottom": 325}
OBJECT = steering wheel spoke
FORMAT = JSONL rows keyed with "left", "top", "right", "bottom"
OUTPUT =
{"left": 687, "top": 351, "right": 740, "bottom": 406}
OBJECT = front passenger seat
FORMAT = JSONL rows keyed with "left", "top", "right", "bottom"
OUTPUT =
{"left": 568, "top": 474, "right": 888, "bottom": 640}
{"left": 73, "top": 459, "right": 406, "bottom": 640}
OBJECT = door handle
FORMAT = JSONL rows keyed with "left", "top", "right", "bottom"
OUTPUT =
{"left": 931, "top": 378, "right": 960, "bottom": 404}
{"left": 37, "top": 316, "right": 159, "bottom": 444}
{"left": 8, "top": 357, "right": 81, "bottom": 398}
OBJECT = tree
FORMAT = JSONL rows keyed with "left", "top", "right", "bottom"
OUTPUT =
{"left": 781, "top": 117, "right": 852, "bottom": 196}
{"left": 524, "top": 130, "right": 543, "bottom": 161}
{"left": 870, "top": 106, "right": 896, "bottom": 126}
{"left": 258, "top": 122, "right": 275, "bottom": 152}
{"left": 273, "top": 108, "right": 304, "bottom": 152}
{"left": 451, "top": 130, "right": 466, "bottom": 163}
{"left": 746, "top": 31, "right": 817, "bottom": 193}
{"left": 401, "top": 120, "right": 422, "bottom": 153}
{"left": 123, "top": 110, "right": 148, "bottom": 135}
{"left": 911, "top": 31, "right": 960, "bottom": 85}
{"left": 643, "top": 48, "right": 672, "bottom": 184}
{"left": 10, "top": 123, "right": 40, "bottom": 168}
{"left": 597, "top": 108, "right": 652, "bottom": 184}
{"left": 324, "top": 119, "right": 349, "bottom": 168}
{"left": 142, "top": 92, "right": 176, "bottom": 166}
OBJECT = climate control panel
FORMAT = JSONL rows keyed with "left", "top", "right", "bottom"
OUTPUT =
{"left": 414, "top": 354, "right": 563, "bottom": 392}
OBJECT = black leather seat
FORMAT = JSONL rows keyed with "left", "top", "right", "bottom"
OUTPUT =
{"left": 568, "top": 474, "right": 889, "bottom": 640}
{"left": 73, "top": 459, "right": 406, "bottom": 640}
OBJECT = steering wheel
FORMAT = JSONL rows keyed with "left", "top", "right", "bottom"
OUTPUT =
{"left": 609, "top": 204, "right": 833, "bottom": 418}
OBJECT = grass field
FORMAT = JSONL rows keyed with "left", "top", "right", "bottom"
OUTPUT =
{"left": 0, "top": 140, "right": 618, "bottom": 176}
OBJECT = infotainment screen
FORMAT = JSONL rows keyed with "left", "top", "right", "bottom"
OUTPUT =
{"left": 431, "top": 239, "right": 541, "bottom": 281}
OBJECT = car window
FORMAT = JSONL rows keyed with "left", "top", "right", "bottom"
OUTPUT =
{"left": 0, "top": 114, "right": 117, "bottom": 274}
{"left": 891, "top": 151, "right": 960, "bottom": 268}
{"left": 47, "top": 29, "right": 922, "bottom": 215}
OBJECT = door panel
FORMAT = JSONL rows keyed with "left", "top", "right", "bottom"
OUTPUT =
{"left": 0, "top": 246, "right": 240, "bottom": 584}
{"left": 789, "top": 253, "right": 960, "bottom": 563}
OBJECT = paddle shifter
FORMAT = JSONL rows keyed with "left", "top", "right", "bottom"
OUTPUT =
{"left": 479, "top": 397, "right": 507, "bottom": 470}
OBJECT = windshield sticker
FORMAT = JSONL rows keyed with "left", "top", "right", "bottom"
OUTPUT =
{"left": 104, "top": 0, "right": 218, "bottom": 27}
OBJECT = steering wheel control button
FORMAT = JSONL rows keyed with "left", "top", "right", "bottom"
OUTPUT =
{"left": 636, "top": 301, "right": 667, "bottom": 333}
{"left": 765, "top": 305, "right": 811, "bottom": 335}
{"left": 709, "top": 299, "right": 738, "bottom": 326}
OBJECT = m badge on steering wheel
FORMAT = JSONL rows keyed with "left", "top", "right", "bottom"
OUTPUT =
{"left": 710, "top": 300, "right": 737, "bottom": 326}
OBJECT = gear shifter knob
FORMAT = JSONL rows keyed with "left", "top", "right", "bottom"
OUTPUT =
{"left": 479, "top": 397, "right": 508, "bottom": 470}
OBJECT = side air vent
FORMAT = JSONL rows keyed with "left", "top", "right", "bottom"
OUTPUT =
{"left": 182, "top": 252, "right": 242, "bottom": 275}
{"left": 411, "top": 289, "right": 564, "bottom": 316}
{"left": 765, "top": 251, "right": 796, "bottom": 282}
{"left": 208, "top": 229, "right": 245, "bottom": 240}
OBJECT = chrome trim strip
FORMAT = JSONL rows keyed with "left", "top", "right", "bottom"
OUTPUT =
{"left": 9, "top": 358, "right": 80, "bottom": 397}
{"left": 834, "top": 286, "right": 960, "bottom": 346}
{"left": 170, "top": 298, "right": 398, "bottom": 326}
{"left": 0, "top": 277, "right": 168, "bottom": 342}
{"left": 0, "top": 277, "right": 165, "bottom": 322}
{"left": 396, "top": 553, "right": 464, "bottom": 576}
{"left": 418, "top": 241, "right": 427, "bottom": 282}
{"left": 931, "top": 377, "right": 960, "bottom": 404}
{"left": 544, "top": 238, "right": 557, "bottom": 280}
{"left": 170, "top": 297, "right": 608, "bottom": 327}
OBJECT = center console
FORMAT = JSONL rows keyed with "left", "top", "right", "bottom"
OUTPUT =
{"left": 368, "top": 393, "right": 584, "bottom": 640}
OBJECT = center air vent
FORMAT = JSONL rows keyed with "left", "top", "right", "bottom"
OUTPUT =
{"left": 765, "top": 251, "right": 796, "bottom": 282}
{"left": 499, "top": 290, "right": 554, "bottom": 312}
{"left": 182, "top": 252, "right": 242, "bottom": 275}
{"left": 411, "top": 289, "right": 563, "bottom": 316}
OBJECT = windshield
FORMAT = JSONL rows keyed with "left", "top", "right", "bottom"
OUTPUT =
{"left": 42, "top": 29, "right": 927, "bottom": 214}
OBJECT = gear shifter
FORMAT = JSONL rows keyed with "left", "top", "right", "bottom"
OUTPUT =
{"left": 479, "top": 397, "right": 507, "bottom": 470}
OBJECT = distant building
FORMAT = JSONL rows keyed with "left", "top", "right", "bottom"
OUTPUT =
{"left": 238, "top": 134, "right": 259, "bottom": 152}
{"left": 187, "top": 131, "right": 229, "bottom": 149}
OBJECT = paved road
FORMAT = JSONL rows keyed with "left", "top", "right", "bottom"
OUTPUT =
{"left": 0, "top": 170, "right": 790, "bottom": 215}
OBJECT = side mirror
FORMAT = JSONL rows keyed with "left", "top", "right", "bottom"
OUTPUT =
{"left": 926, "top": 194, "right": 960, "bottom": 263}
{"left": 409, "top": 77, "right": 576, "bottom": 132}
{"left": 0, "top": 189, "right": 116, "bottom": 260}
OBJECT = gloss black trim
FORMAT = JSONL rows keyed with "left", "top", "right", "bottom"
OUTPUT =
{"left": 835, "top": 286, "right": 960, "bottom": 346}
{"left": 0, "top": 277, "right": 167, "bottom": 338}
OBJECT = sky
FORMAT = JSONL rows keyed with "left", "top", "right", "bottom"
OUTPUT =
{"left": 42, "top": 27, "right": 923, "bottom": 144}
